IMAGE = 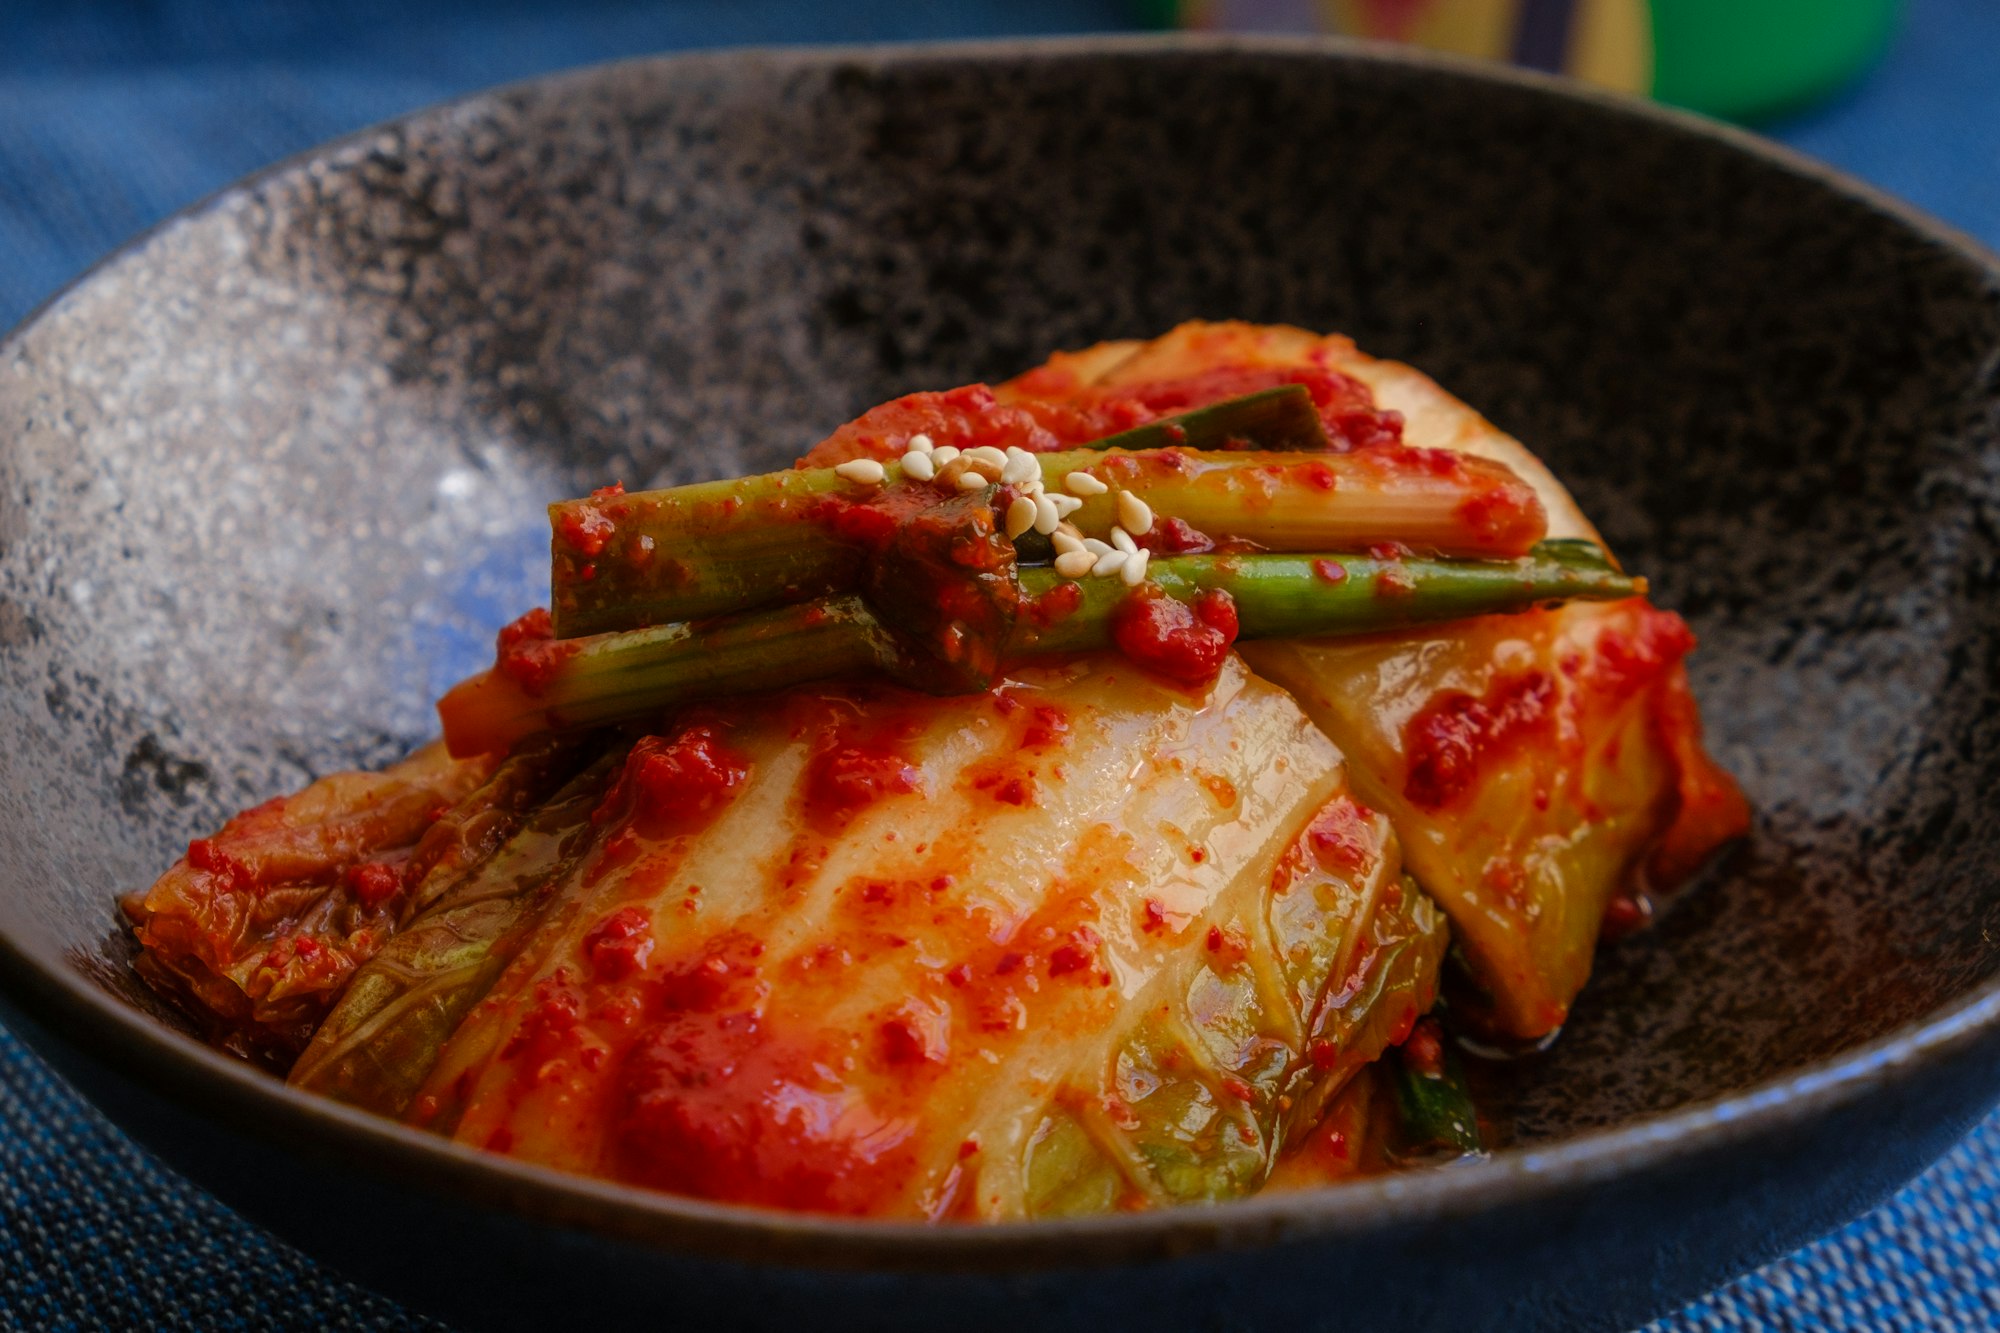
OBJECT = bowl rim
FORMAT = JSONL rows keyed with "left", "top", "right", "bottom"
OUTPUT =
{"left": 2, "top": 31, "right": 1998, "bottom": 1273}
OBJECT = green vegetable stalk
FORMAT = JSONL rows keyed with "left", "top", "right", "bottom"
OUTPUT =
{"left": 441, "top": 541, "right": 1640, "bottom": 756}
{"left": 547, "top": 388, "right": 1546, "bottom": 636}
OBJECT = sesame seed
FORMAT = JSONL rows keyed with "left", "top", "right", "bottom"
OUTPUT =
{"left": 901, "top": 450, "right": 936, "bottom": 481}
{"left": 1092, "top": 548, "right": 1128, "bottom": 577}
{"left": 1064, "top": 471, "right": 1108, "bottom": 496}
{"left": 1056, "top": 520, "right": 1083, "bottom": 541}
{"left": 1051, "top": 494, "right": 1084, "bottom": 519}
{"left": 1120, "top": 549, "right": 1150, "bottom": 585}
{"left": 1081, "top": 538, "right": 1112, "bottom": 556}
{"left": 956, "top": 471, "right": 990, "bottom": 492}
{"left": 1110, "top": 526, "right": 1138, "bottom": 555}
{"left": 931, "top": 445, "right": 961, "bottom": 466}
{"left": 965, "top": 446, "right": 1009, "bottom": 471}
{"left": 1032, "top": 493, "right": 1060, "bottom": 534}
{"left": 1004, "top": 495, "right": 1038, "bottom": 540}
{"left": 908, "top": 433, "right": 935, "bottom": 452}
{"left": 1001, "top": 448, "right": 1040, "bottom": 485}
{"left": 1054, "top": 550, "right": 1096, "bottom": 578}
{"left": 1117, "top": 491, "right": 1154, "bottom": 535}
{"left": 834, "top": 458, "right": 886, "bottom": 485}
{"left": 1050, "top": 530, "right": 1085, "bottom": 556}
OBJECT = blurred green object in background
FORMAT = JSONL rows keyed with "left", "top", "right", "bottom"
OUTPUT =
{"left": 1150, "top": 0, "right": 1905, "bottom": 125}
{"left": 1650, "top": 0, "right": 1903, "bottom": 122}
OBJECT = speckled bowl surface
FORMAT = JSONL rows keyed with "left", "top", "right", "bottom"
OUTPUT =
{"left": 1, "top": 35, "right": 1997, "bottom": 1333}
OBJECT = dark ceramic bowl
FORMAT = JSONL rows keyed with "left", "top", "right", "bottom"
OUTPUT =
{"left": 1, "top": 35, "right": 1997, "bottom": 1333}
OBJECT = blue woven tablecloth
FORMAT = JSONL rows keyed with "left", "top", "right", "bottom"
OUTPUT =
{"left": 3, "top": 2, "right": 1997, "bottom": 1328}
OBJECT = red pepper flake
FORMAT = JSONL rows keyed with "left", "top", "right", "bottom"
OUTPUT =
{"left": 1308, "top": 1038, "right": 1340, "bottom": 1070}
{"left": 1401, "top": 1016, "right": 1446, "bottom": 1078}
{"left": 1375, "top": 565, "right": 1417, "bottom": 598}
{"left": 494, "top": 607, "right": 582, "bottom": 697}
{"left": 879, "top": 1008, "right": 949, "bottom": 1066}
{"left": 583, "top": 905, "right": 654, "bottom": 981}
{"left": 992, "top": 776, "right": 1031, "bottom": 806}
{"left": 625, "top": 725, "right": 752, "bottom": 826}
{"left": 591, "top": 482, "right": 626, "bottom": 500}
{"left": 1298, "top": 459, "right": 1339, "bottom": 491}
{"left": 1220, "top": 1077, "right": 1256, "bottom": 1103}
{"left": 1311, "top": 558, "right": 1348, "bottom": 584}
{"left": 1141, "top": 898, "right": 1169, "bottom": 934}
{"left": 1110, "top": 585, "right": 1239, "bottom": 687}
{"left": 944, "top": 963, "right": 972, "bottom": 988}
{"left": 556, "top": 505, "right": 617, "bottom": 558}
{"left": 185, "top": 838, "right": 252, "bottom": 891}
{"left": 1305, "top": 797, "right": 1375, "bottom": 872}
{"left": 1600, "top": 892, "right": 1653, "bottom": 941}
{"left": 1021, "top": 705, "right": 1069, "bottom": 750}
{"left": 958, "top": 1137, "right": 980, "bottom": 1159}
{"left": 345, "top": 861, "right": 403, "bottom": 910}
{"left": 501, "top": 982, "right": 581, "bottom": 1062}
{"left": 1046, "top": 926, "right": 1101, "bottom": 978}
{"left": 1134, "top": 516, "right": 1215, "bottom": 556}
{"left": 994, "top": 952, "right": 1025, "bottom": 976}
{"left": 1205, "top": 926, "right": 1226, "bottom": 952}
{"left": 1023, "top": 579, "right": 1085, "bottom": 629}
{"left": 808, "top": 742, "right": 922, "bottom": 816}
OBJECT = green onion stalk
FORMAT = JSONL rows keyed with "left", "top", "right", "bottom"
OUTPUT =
{"left": 547, "top": 387, "right": 1548, "bottom": 636}
{"left": 441, "top": 540, "right": 1639, "bottom": 756}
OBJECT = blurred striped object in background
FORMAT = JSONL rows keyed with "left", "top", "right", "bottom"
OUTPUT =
{"left": 1141, "top": 0, "right": 1904, "bottom": 122}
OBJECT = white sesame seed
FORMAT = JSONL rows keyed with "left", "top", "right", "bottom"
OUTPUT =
{"left": 1004, "top": 495, "right": 1037, "bottom": 540}
{"left": 931, "top": 445, "right": 961, "bottom": 466}
{"left": 1052, "top": 494, "right": 1085, "bottom": 519}
{"left": 1120, "top": 549, "right": 1150, "bottom": 586}
{"left": 965, "top": 446, "right": 1009, "bottom": 471}
{"left": 1054, "top": 550, "right": 1097, "bottom": 578}
{"left": 956, "top": 470, "right": 990, "bottom": 491}
{"left": 1051, "top": 530, "right": 1085, "bottom": 556}
{"left": 1032, "top": 493, "right": 1060, "bottom": 534}
{"left": 1056, "top": 520, "right": 1083, "bottom": 541}
{"left": 908, "top": 433, "right": 935, "bottom": 452}
{"left": 1064, "top": 471, "right": 1108, "bottom": 497}
{"left": 1117, "top": 491, "right": 1154, "bottom": 536}
{"left": 901, "top": 450, "right": 936, "bottom": 481}
{"left": 1081, "top": 538, "right": 1112, "bottom": 556}
{"left": 1001, "top": 448, "right": 1040, "bottom": 485}
{"left": 1092, "top": 548, "right": 1128, "bottom": 577}
{"left": 1110, "top": 526, "right": 1138, "bottom": 555}
{"left": 834, "top": 458, "right": 886, "bottom": 485}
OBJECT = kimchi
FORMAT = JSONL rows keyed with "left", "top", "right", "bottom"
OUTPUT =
{"left": 125, "top": 322, "right": 1746, "bottom": 1217}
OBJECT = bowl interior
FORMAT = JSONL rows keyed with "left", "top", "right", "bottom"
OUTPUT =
{"left": 2, "top": 42, "right": 1998, "bottom": 1164}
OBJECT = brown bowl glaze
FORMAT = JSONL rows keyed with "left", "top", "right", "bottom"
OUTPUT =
{"left": 1, "top": 36, "right": 1997, "bottom": 1332}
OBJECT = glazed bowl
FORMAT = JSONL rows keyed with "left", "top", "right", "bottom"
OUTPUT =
{"left": 1, "top": 36, "right": 1997, "bottom": 1333}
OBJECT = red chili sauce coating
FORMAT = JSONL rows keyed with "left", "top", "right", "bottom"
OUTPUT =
{"left": 803, "top": 712, "right": 926, "bottom": 828}
{"left": 610, "top": 725, "right": 753, "bottom": 831}
{"left": 1134, "top": 516, "right": 1216, "bottom": 556}
{"left": 584, "top": 905, "right": 656, "bottom": 982}
{"left": 1103, "top": 365, "right": 1403, "bottom": 452}
{"left": 612, "top": 935, "right": 920, "bottom": 1215}
{"left": 1110, "top": 586, "right": 1240, "bottom": 687}
{"left": 1402, "top": 671, "right": 1557, "bottom": 810}
{"left": 493, "top": 607, "right": 582, "bottom": 698}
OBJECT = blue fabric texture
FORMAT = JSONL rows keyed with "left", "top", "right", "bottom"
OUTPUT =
{"left": 0, "top": 1, "right": 1996, "bottom": 1329}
